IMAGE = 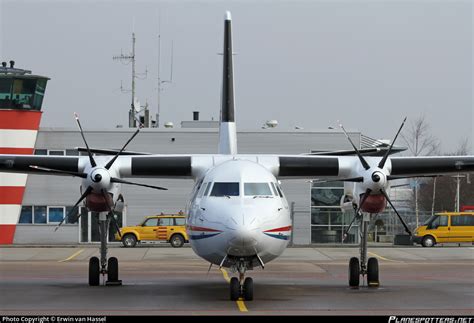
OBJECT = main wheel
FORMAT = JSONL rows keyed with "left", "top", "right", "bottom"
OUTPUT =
{"left": 107, "top": 257, "right": 119, "bottom": 282}
{"left": 367, "top": 257, "right": 379, "bottom": 287}
{"left": 230, "top": 277, "right": 240, "bottom": 301}
{"left": 243, "top": 277, "right": 254, "bottom": 301}
{"left": 122, "top": 234, "right": 137, "bottom": 248}
{"left": 170, "top": 234, "right": 185, "bottom": 248}
{"left": 89, "top": 257, "right": 100, "bottom": 286}
{"left": 422, "top": 235, "right": 435, "bottom": 247}
{"left": 349, "top": 257, "right": 360, "bottom": 287}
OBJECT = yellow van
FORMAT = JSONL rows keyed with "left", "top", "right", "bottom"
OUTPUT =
{"left": 115, "top": 214, "right": 188, "bottom": 248}
{"left": 412, "top": 212, "right": 474, "bottom": 247}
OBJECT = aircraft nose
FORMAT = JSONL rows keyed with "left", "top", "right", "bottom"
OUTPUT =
{"left": 228, "top": 224, "right": 259, "bottom": 256}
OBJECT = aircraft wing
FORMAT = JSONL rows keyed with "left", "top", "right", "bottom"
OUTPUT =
{"left": 276, "top": 155, "right": 474, "bottom": 179}
{"left": 0, "top": 154, "right": 194, "bottom": 178}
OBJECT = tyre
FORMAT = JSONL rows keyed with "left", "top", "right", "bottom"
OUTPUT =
{"left": 230, "top": 277, "right": 240, "bottom": 301}
{"left": 89, "top": 257, "right": 100, "bottom": 286}
{"left": 122, "top": 234, "right": 137, "bottom": 248}
{"left": 349, "top": 257, "right": 360, "bottom": 287}
{"left": 367, "top": 257, "right": 379, "bottom": 287}
{"left": 422, "top": 235, "right": 435, "bottom": 248}
{"left": 107, "top": 257, "right": 119, "bottom": 282}
{"left": 243, "top": 277, "right": 254, "bottom": 301}
{"left": 170, "top": 234, "right": 185, "bottom": 248}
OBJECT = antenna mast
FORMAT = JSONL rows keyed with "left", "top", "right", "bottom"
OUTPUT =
{"left": 155, "top": 13, "right": 173, "bottom": 128}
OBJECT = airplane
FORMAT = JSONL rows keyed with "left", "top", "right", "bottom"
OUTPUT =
{"left": 0, "top": 11, "right": 473, "bottom": 301}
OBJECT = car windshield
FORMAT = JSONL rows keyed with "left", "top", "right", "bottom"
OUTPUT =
{"left": 210, "top": 182, "right": 239, "bottom": 197}
{"left": 423, "top": 215, "right": 437, "bottom": 226}
{"left": 244, "top": 183, "right": 273, "bottom": 196}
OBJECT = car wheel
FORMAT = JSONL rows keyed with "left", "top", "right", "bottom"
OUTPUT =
{"left": 122, "top": 234, "right": 137, "bottom": 247}
{"left": 170, "top": 234, "right": 185, "bottom": 248}
{"left": 422, "top": 235, "right": 435, "bottom": 247}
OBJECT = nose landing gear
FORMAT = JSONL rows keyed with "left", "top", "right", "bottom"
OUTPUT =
{"left": 88, "top": 212, "right": 122, "bottom": 286}
{"left": 348, "top": 214, "right": 380, "bottom": 288}
{"left": 229, "top": 258, "right": 254, "bottom": 301}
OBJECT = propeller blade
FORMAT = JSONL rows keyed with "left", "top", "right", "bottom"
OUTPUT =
{"left": 342, "top": 209, "right": 361, "bottom": 241}
{"left": 378, "top": 117, "right": 407, "bottom": 169}
{"left": 380, "top": 189, "right": 412, "bottom": 236}
{"left": 54, "top": 186, "right": 93, "bottom": 231}
{"left": 104, "top": 127, "right": 141, "bottom": 170}
{"left": 74, "top": 112, "right": 97, "bottom": 168}
{"left": 100, "top": 190, "right": 122, "bottom": 239}
{"left": 313, "top": 177, "right": 364, "bottom": 184}
{"left": 110, "top": 177, "right": 168, "bottom": 190}
{"left": 29, "top": 165, "right": 87, "bottom": 178}
{"left": 339, "top": 123, "right": 371, "bottom": 170}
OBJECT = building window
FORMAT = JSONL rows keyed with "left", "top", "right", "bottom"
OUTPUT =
{"left": 66, "top": 149, "right": 79, "bottom": 156}
{"left": 34, "top": 149, "right": 47, "bottom": 155}
{"left": 19, "top": 206, "right": 33, "bottom": 223}
{"left": 48, "top": 150, "right": 65, "bottom": 156}
{"left": 34, "top": 206, "right": 47, "bottom": 224}
{"left": 310, "top": 181, "right": 358, "bottom": 244}
{"left": 18, "top": 205, "right": 80, "bottom": 225}
{"left": 48, "top": 206, "right": 65, "bottom": 223}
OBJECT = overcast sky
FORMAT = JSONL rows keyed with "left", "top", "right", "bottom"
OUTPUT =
{"left": 1, "top": 0, "right": 472, "bottom": 153}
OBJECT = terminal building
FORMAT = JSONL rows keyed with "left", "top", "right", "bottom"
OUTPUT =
{"left": 1, "top": 63, "right": 409, "bottom": 246}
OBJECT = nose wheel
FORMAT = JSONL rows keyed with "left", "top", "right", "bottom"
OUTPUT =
{"left": 230, "top": 276, "right": 254, "bottom": 301}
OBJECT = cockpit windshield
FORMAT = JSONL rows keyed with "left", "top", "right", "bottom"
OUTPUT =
{"left": 244, "top": 183, "right": 273, "bottom": 196}
{"left": 210, "top": 182, "right": 239, "bottom": 197}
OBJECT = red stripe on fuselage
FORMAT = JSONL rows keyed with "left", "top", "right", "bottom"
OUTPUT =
{"left": 0, "top": 225, "right": 16, "bottom": 244}
{"left": 0, "top": 187, "right": 25, "bottom": 204}
{"left": 187, "top": 225, "right": 222, "bottom": 232}
{"left": 264, "top": 225, "right": 292, "bottom": 233}
{"left": 0, "top": 110, "right": 42, "bottom": 130}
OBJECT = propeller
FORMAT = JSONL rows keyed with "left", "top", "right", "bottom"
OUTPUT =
{"left": 337, "top": 118, "right": 412, "bottom": 236}
{"left": 51, "top": 113, "right": 167, "bottom": 232}
{"left": 101, "top": 189, "right": 123, "bottom": 239}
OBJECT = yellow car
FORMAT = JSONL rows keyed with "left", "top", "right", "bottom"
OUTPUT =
{"left": 412, "top": 212, "right": 474, "bottom": 247}
{"left": 116, "top": 214, "right": 188, "bottom": 248}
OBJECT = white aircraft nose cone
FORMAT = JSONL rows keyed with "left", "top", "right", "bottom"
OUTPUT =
{"left": 228, "top": 225, "right": 259, "bottom": 256}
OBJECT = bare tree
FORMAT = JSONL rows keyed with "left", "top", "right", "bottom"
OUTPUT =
{"left": 401, "top": 115, "right": 440, "bottom": 226}
{"left": 401, "top": 114, "right": 440, "bottom": 156}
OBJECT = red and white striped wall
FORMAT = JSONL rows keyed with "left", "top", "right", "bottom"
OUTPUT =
{"left": 0, "top": 110, "right": 42, "bottom": 244}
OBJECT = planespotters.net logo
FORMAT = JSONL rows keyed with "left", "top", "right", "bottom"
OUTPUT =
{"left": 389, "top": 317, "right": 473, "bottom": 323}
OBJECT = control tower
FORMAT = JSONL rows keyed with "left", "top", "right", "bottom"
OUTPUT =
{"left": 0, "top": 61, "right": 50, "bottom": 244}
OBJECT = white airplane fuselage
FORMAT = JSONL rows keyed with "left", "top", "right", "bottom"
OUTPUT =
{"left": 186, "top": 159, "right": 291, "bottom": 269}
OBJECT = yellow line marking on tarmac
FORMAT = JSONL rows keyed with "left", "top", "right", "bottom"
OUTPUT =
{"left": 236, "top": 299, "right": 248, "bottom": 312}
{"left": 58, "top": 249, "right": 84, "bottom": 263}
{"left": 368, "top": 251, "right": 403, "bottom": 263}
{"left": 220, "top": 268, "right": 248, "bottom": 312}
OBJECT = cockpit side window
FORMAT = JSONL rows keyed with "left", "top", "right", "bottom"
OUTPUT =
{"left": 204, "top": 182, "right": 213, "bottom": 196}
{"left": 197, "top": 183, "right": 208, "bottom": 198}
{"left": 210, "top": 182, "right": 240, "bottom": 197}
{"left": 244, "top": 183, "right": 273, "bottom": 196}
{"left": 271, "top": 182, "right": 283, "bottom": 197}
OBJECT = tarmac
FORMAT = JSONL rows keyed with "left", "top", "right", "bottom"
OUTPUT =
{"left": 0, "top": 246, "right": 473, "bottom": 315}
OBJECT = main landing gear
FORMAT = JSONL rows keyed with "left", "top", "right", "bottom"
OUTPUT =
{"left": 348, "top": 213, "right": 380, "bottom": 288}
{"left": 88, "top": 212, "right": 122, "bottom": 286}
{"left": 229, "top": 258, "right": 254, "bottom": 301}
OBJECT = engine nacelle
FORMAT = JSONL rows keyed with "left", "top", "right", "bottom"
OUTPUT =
{"left": 340, "top": 194, "right": 355, "bottom": 213}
